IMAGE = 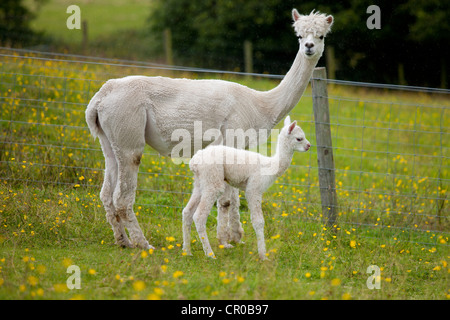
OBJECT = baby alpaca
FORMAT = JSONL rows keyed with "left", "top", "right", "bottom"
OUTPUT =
{"left": 182, "top": 116, "right": 311, "bottom": 260}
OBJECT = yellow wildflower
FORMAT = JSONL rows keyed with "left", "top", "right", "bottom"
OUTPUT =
{"left": 331, "top": 278, "right": 341, "bottom": 286}
{"left": 133, "top": 280, "right": 146, "bottom": 291}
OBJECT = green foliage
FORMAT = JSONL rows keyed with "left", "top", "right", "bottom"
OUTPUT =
{"left": 0, "top": 0, "right": 46, "bottom": 46}
{"left": 406, "top": 0, "right": 450, "bottom": 42}
{"left": 16, "top": 0, "right": 448, "bottom": 86}
{"left": 148, "top": 0, "right": 298, "bottom": 72}
{"left": 148, "top": 0, "right": 449, "bottom": 86}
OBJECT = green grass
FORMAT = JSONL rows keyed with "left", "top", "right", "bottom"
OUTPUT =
{"left": 0, "top": 50, "right": 449, "bottom": 300}
{"left": 27, "top": 0, "right": 152, "bottom": 43}
{"left": 25, "top": 0, "right": 158, "bottom": 61}
{"left": 0, "top": 184, "right": 448, "bottom": 300}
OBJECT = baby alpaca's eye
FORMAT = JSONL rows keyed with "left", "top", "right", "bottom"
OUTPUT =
{"left": 298, "top": 35, "right": 303, "bottom": 39}
{"left": 319, "top": 35, "right": 324, "bottom": 40}
{"left": 296, "top": 138, "right": 303, "bottom": 142}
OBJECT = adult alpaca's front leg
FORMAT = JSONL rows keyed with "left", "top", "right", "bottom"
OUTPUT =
{"left": 217, "top": 185, "right": 243, "bottom": 246}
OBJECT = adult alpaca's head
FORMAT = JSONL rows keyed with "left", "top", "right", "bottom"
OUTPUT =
{"left": 292, "top": 9, "right": 333, "bottom": 60}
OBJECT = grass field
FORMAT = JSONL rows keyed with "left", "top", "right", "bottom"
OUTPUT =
{"left": 27, "top": 0, "right": 151, "bottom": 43}
{"left": 25, "top": 0, "right": 157, "bottom": 61}
{"left": 0, "top": 50, "right": 448, "bottom": 300}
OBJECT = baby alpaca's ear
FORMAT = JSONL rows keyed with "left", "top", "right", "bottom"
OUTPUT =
{"left": 284, "top": 115, "right": 291, "bottom": 127}
{"left": 288, "top": 121, "right": 297, "bottom": 134}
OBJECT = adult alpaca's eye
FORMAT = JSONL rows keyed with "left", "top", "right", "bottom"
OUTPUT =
{"left": 298, "top": 35, "right": 303, "bottom": 39}
{"left": 319, "top": 35, "right": 324, "bottom": 40}
{"left": 296, "top": 138, "right": 303, "bottom": 142}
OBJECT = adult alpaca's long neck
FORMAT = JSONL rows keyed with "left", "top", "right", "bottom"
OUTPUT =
{"left": 263, "top": 50, "right": 319, "bottom": 124}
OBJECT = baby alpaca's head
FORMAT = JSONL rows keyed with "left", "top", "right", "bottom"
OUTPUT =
{"left": 280, "top": 116, "right": 311, "bottom": 152}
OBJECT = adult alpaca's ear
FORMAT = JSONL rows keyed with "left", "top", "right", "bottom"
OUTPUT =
{"left": 284, "top": 115, "right": 292, "bottom": 127}
{"left": 292, "top": 9, "right": 301, "bottom": 22}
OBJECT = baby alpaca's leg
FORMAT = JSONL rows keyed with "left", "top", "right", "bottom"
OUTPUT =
{"left": 182, "top": 179, "right": 201, "bottom": 255}
{"left": 194, "top": 181, "right": 224, "bottom": 258}
{"left": 193, "top": 195, "right": 217, "bottom": 258}
{"left": 246, "top": 190, "right": 267, "bottom": 261}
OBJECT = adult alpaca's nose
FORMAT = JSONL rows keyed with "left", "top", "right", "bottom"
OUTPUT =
{"left": 305, "top": 42, "right": 314, "bottom": 49}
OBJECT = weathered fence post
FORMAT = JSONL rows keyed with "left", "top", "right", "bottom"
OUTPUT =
{"left": 164, "top": 28, "right": 174, "bottom": 65}
{"left": 311, "top": 67, "right": 338, "bottom": 227}
{"left": 82, "top": 20, "right": 88, "bottom": 51}
{"left": 244, "top": 40, "right": 253, "bottom": 75}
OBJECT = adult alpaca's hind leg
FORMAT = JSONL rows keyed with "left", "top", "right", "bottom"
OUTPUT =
{"left": 228, "top": 187, "right": 244, "bottom": 243}
{"left": 217, "top": 188, "right": 231, "bottom": 246}
{"left": 113, "top": 146, "right": 152, "bottom": 250}
{"left": 101, "top": 107, "right": 152, "bottom": 250}
{"left": 99, "top": 135, "right": 132, "bottom": 248}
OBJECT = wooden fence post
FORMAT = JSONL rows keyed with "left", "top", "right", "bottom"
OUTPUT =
{"left": 82, "top": 20, "right": 88, "bottom": 52}
{"left": 164, "top": 28, "right": 174, "bottom": 65}
{"left": 311, "top": 67, "right": 338, "bottom": 227}
{"left": 244, "top": 40, "right": 253, "bottom": 75}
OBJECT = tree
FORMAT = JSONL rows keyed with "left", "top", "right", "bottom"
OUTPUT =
{"left": 148, "top": 0, "right": 299, "bottom": 73}
{"left": 0, "top": 0, "right": 46, "bottom": 46}
{"left": 405, "top": 0, "right": 449, "bottom": 87}
{"left": 148, "top": 0, "right": 449, "bottom": 86}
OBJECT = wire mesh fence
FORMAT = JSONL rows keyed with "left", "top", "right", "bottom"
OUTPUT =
{"left": 0, "top": 48, "right": 448, "bottom": 246}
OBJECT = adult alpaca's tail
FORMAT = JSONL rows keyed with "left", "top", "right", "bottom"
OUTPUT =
{"left": 86, "top": 80, "right": 116, "bottom": 140}
{"left": 85, "top": 97, "right": 101, "bottom": 140}
{"left": 85, "top": 80, "right": 114, "bottom": 140}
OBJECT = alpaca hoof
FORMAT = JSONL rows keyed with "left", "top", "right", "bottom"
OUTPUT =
{"left": 116, "top": 238, "right": 133, "bottom": 248}
{"left": 229, "top": 230, "right": 244, "bottom": 243}
{"left": 143, "top": 243, "right": 155, "bottom": 250}
{"left": 118, "top": 243, "right": 134, "bottom": 249}
{"left": 222, "top": 243, "right": 234, "bottom": 249}
{"left": 135, "top": 241, "right": 153, "bottom": 250}
{"left": 258, "top": 251, "right": 269, "bottom": 261}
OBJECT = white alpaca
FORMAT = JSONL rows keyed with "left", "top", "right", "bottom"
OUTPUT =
{"left": 85, "top": 9, "right": 333, "bottom": 250}
{"left": 182, "top": 116, "right": 310, "bottom": 260}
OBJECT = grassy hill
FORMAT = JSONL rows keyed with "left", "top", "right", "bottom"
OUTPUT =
{"left": 24, "top": 0, "right": 157, "bottom": 60}
{"left": 27, "top": 0, "right": 151, "bottom": 42}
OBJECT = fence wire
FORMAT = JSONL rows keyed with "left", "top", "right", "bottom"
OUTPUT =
{"left": 0, "top": 48, "right": 448, "bottom": 246}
